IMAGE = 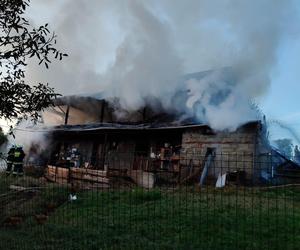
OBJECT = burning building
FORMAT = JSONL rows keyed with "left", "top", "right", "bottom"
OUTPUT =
{"left": 22, "top": 68, "right": 300, "bottom": 186}
{"left": 36, "top": 93, "right": 272, "bottom": 186}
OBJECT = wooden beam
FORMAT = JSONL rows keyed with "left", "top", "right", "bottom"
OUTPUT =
{"left": 71, "top": 167, "right": 107, "bottom": 177}
{"left": 64, "top": 105, "right": 70, "bottom": 125}
{"left": 100, "top": 100, "right": 106, "bottom": 122}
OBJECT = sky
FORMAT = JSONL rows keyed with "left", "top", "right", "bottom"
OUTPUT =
{"left": 1, "top": 0, "right": 300, "bottom": 146}
{"left": 261, "top": 35, "right": 300, "bottom": 143}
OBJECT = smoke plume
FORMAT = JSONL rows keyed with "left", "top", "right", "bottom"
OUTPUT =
{"left": 4, "top": 120, "right": 49, "bottom": 163}
{"left": 26, "top": 0, "right": 299, "bottom": 130}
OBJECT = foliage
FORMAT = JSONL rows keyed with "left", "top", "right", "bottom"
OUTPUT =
{"left": 0, "top": 127, "right": 7, "bottom": 146}
{"left": 0, "top": 0, "right": 67, "bottom": 121}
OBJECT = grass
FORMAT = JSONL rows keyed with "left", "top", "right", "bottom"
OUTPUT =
{"left": 0, "top": 174, "right": 69, "bottom": 224}
{"left": 0, "top": 176, "right": 299, "bottom": 250}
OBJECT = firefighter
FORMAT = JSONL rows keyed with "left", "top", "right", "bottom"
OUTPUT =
{"left": 13, "top": 145, "right": 25, "bottom": 176}
{"left": 6, "top": 145, "right": 15, "bottom": 175}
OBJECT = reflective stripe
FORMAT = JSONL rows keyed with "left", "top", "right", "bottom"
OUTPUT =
{"left": 14, "top": 152, "right": 21, "bottom": 157}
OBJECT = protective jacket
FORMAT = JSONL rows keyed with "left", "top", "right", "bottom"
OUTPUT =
{"left": 13, "top": 148, "right": 25, "bottom": 175}
{"left": 13, "top": 148, "right": 25, "bottom": 164}
{"left": 6, "top": 147, "right": 15, "bottom": 173}
{"left": 7, "top": 148, "right": 15, "bottom": 163}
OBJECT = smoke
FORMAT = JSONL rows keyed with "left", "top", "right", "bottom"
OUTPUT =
{"left": 25, "top": 0, "right": 299, "bottom": 130}
{"left": 184, "top": 70, "right": 258, "bottom": 131}
{"left": 269, "top": 119, "right": 300, "bottom": 145}
{"left": 6, "top": 120, "right": 49, "bottom": 159}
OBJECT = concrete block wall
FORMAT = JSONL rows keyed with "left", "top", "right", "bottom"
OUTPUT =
{"left": 181, "top": 128, "right": 257, "bottom": 179}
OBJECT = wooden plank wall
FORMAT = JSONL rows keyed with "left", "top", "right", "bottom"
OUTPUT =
{"left": 45, "top": 165, "right": 109, "bottom": 187}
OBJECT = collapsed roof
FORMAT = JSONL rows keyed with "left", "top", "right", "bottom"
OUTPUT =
{"left": 41, "top": 68, "right": 257, "bottom": 132}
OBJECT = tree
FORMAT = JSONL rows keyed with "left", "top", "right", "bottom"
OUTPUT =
{"left": 0, "top": 0, "right": 67, "bottom": 122}
{"left": 0, "top": 127, "right": 7, "bottom": 146}
{"left": 273, "top": 138, "right": 293, "bottom": 159}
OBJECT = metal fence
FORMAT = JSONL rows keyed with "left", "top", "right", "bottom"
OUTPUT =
{"left": 0, "top": 153, "right": 299, "bottom": 250}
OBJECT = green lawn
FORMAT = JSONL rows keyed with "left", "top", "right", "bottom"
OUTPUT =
{"left": 0, "top": 176, "right": 299, "bottom": 250}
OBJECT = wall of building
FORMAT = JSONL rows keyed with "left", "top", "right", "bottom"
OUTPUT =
{"left": 181, "top": 126, "right": 257, "bottom": 179}
{"left": 105, "top": 141, "right": 136, "bottom": 170}
{"left": 42, "top": 106, "right": 100, "bottom": 125}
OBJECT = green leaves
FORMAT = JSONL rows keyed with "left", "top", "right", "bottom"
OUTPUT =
{"left": 0, "top": 0, "right": 67, "bottom": 121}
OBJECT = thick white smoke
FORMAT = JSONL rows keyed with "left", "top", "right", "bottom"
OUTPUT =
{"left": 1, "top": 120, "right": 49, "bottom": 163}
{"left": 25, "top": 0, "right": 299, "bottom": 130}
{"left": 7, "top": 120, "right": 48, "bottom": 152}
